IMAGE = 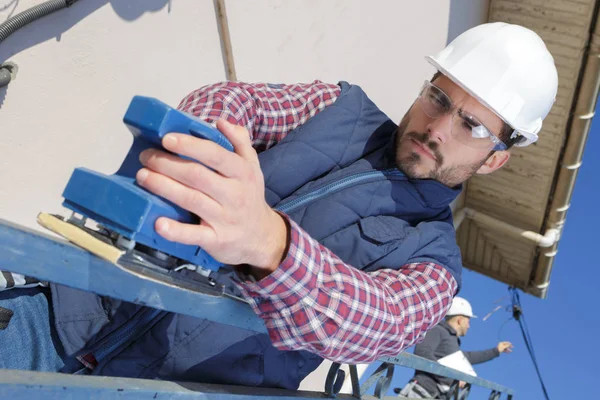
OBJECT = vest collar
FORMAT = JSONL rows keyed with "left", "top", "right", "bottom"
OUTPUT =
{"left": 384, "top": 131, "right": 463, "bottom": 209}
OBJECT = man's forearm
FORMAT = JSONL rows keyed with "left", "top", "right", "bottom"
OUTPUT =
{"left": 464, "top": 348, "right": 500, "bottom": 365}
{"left": 233, "top": 215, "right": 457, "bottom": 364}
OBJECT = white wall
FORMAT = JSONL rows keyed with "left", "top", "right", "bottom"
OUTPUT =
{"left": 0, "top": 0, "right": 226, "bottom": 230}
{"left": 0, "top": 0, "right": 488, "bottom": 393}
{"left": 0, "top": 0, "right": 455, "bottom": 230}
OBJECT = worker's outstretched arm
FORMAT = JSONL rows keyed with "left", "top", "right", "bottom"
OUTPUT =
{"left": 463, "top": 348, "right": 500, "bottom": 365}
{"left": 464, "top": 341, "right": 512, "bottom": 365}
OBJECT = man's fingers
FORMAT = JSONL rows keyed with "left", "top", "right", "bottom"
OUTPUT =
{"left": 498, "top": 342, "right": 514, "bottom": 353}
{"left": 136, "top": 167, "right": 222, "bottom": 222}
{"left": 154, "top": 217, "right": 216, "bottom": 247}
{"left": 140, "top": 148, "right": 234, "bottom": 205}
{"left": 216, "top": 119, "right": 257, "bottom": 162}
{"left": 160, "top": 133, "right": 244, "bottom": 178}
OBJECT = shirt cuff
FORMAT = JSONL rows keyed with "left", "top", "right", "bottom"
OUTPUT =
{"left": 233, "top": 215, "right": 320, "bottom": 315}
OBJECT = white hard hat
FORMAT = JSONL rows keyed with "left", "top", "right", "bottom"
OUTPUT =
{"left": 425, "top": 22, "right": 558, "bottom": 146}
{"left": 447, "top": 297, "right": 477, "bottom": 318}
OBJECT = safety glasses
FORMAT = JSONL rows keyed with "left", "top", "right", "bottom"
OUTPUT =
{"left": 417, "top": 81, "right": 508, "bottom": 151}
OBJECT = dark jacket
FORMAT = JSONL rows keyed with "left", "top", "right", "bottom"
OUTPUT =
{"left": 50, "top": 81, "right": 463, "bottom": 389}
{"left": 412, "top": 320, "right": 500, "bottom": 397}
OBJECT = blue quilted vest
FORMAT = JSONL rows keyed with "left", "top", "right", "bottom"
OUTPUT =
{"left": 50, "top": 82, "right": 462, "bottom": 390}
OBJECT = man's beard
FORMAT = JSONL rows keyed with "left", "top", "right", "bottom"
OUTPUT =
{"left": 394, "top": 114, "right": 487, "bottom": 188}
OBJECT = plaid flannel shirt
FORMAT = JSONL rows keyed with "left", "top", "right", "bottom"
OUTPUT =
{"left": 179, "top": 81, "right": 458, "bottom": 363}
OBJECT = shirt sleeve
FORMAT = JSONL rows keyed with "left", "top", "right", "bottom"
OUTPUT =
{"left": 234, "top": 216, "right": 458, "bottom": 364}
{"left": 463, "top": 348, "right": 500, "bottom": 365}
{"left": 176, "top": 81, "right": 341, "bottom": 152}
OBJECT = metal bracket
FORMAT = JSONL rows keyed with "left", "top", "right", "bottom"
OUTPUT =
{"left": 358, "top": 362, "right": 394, "bottom": 399}
{"left": 0, "top": 61, "right": 18, "bottom": 79}
{"left": 0, "top": 61, "right": 18, "bottom": 88}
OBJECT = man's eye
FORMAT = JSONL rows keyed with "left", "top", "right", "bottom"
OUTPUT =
{"left": 429, "top": 94, "right": 447, "bottom": 109}
{"left": 461, "top": 119, "right": 474, "bottom": 132}
{"left": 459, "top": 112, "right": 480, "bottom": 130}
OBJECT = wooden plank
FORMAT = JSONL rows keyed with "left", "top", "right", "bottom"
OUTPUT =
{"left": 526, "top": 0, "right": 593, "bottom": 15}
{"left": 467, "top": 219, "right": 478, "bottom": 264}
{"left": 458, "top": 221, "right": 536, "bottom": 282}
{"left": 467, "top": 173, "right": 553, "bottom": 204}
{"left": 465, "top": 196, "right": 546, "bottom": 230}
{"left": 463, "top": 261, "right": 529, "bottom": 288}
{"left": 483, "top": 236, "right": 494, "bottom": 272}
{"left": 467, "top": 176, "right": 554, "bottom": 207}
{"left": 468, "top": 225, "right": 536, "bottom": 263}
{"left": 489, "top": 9, "right": 590, "bottom": 31}
{"left": 470, "top": 0, "right": 595, "bottom": 293}
{"left": 474, "top": 226, "right": 485, "bottom": 266}
{"left": 491, "top": 0, "right": 595, "bottom": 21}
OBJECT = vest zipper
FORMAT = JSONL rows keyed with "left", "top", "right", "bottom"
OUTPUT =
{"left": 275, "top": 169, "right": 404, "bottom": 214}
{"left": 95, "top": 308, "right": 163, "bottom": 362}
{"left": 80, "top": 308, "right": 163, "bottom": 371}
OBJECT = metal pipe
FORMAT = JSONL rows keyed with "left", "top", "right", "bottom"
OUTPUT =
{"left": 532, "top": 11, "right": 600, "bottom": 298}
{"left": 462, "top": 208, "right": 560, "bottom": 248}
{"left": 453, "top": 207, "right": 466, "bottom": 230}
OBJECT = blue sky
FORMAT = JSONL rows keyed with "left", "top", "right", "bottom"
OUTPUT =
{"left": 360, "top": 105, "right": 600, "bottom": 399}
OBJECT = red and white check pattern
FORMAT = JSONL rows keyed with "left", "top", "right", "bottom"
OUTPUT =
{"left": 178, "top": 81, "right": 458, "bottom": 363}
{"left": 237, "top": 218, "right": 457, "bottom": 363}
{"left": 178, "top": 81, "right": 340, "bottom": 152}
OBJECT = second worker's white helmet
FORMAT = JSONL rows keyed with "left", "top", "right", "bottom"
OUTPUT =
{"left": 447, "top": 297, "right": 477, "bottom": 318}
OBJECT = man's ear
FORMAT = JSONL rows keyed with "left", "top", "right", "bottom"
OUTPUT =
{"left": 476, "top": 150, "right": 511, "bottom": 175}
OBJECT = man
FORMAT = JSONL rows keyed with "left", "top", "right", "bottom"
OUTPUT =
{"left": 395, "top": 297, "right": 513, "bottom": 398}
{"left": 0, "top": 22, "right": 556, "bottom": 390}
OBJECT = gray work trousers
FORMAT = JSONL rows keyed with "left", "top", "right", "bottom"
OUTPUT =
{"left": 398, "top": 381, "right": 435, "bottom": 398}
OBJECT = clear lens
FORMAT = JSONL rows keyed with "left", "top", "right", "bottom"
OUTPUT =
{"left": 418, "top": 83, "right": 450, "bottom": 119}
{"left": 452, "top": 110, "right": 500, "bottom": 150}
{"left": 417, "top": 81, "right": 507, "bottom": 151}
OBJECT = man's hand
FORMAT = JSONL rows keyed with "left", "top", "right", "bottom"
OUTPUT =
{"left": 497, "top": 341, "right": 513, "bottom": 354}
{"left": 135, "top": 119, "right": 288, "bottom": 277}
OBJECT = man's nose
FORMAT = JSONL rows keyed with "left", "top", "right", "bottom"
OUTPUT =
{"left": 425, "top": 112, "right": 453, "bottom": 144}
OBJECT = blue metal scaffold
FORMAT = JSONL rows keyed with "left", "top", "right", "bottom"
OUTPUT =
{"left": 0, "top": 218, "right": 514, "bottom": 399}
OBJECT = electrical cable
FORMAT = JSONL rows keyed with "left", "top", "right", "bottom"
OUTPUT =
{"left": 496, "top": 316, "right": 513, "bottom": 342}
{"left": 509, "top": 287, "right": 551, "bottom": 400}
